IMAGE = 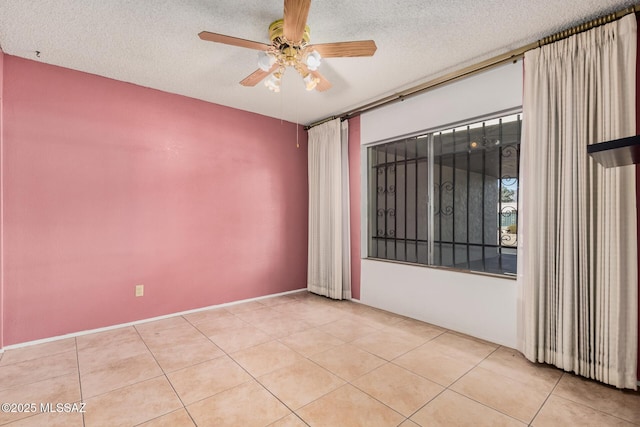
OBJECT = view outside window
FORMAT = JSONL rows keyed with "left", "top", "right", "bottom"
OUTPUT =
{"left": 368, "top": 113, "right": 521, "bottom": 276}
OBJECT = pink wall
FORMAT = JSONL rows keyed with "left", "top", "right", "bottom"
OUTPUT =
{"left": 1, "top": 55, "right": 308, "bottom": 346}
{"left": 348, "top": 117, "right": 361, "bottom": 299}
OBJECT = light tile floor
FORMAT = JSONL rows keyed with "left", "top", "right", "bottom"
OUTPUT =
{"left": 0, "top": 291, "right": 639, "bottom": 426}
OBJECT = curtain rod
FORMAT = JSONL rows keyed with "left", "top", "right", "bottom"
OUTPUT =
{"left": 305, "top": 4, "right": 639, "bottom": 130}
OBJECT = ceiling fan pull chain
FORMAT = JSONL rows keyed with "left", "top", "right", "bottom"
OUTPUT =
{"left": 296, "top": 95, "right": 300, "bottom": 148}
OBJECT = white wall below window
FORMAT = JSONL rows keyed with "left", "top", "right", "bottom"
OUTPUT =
{"left": 359, "top": 61, "right": 523, "bottom": 349}
{"left": 360, "top": 259, "right": 517, "bottom": 347}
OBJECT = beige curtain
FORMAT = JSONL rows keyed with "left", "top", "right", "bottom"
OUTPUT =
{"left": 520, "top": 14, "right": 638, "bottom": 389}
{"left": 307, "top": 119, "right": 351, "bottom": 299}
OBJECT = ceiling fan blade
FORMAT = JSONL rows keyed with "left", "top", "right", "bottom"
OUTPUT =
{"left": 308, "top": 40, "right": 377, "bottom": 57}
{"left": 310, "top": 70, "right": 332, "bottom": 92}
{"left": 283, "top": 0, "right": 311, "bottom": 43}
{"left": 199, "top": 31, "right": 271, "bottom": 51}
{"left": 240, "top": 65, "right": 278, "bottom": 87}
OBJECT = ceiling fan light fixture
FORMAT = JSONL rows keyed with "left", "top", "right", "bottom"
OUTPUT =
{"left": 303, "top": 73, "right": 319, "bottom": 91}
{"left": 257, "top": 51, "right": 276, "bottom": 71}
{"left": 305, "top": 50, "right": 321, "bottom": 71}
{"left": 265, "top": 73, "right": 282, "bottom": 92}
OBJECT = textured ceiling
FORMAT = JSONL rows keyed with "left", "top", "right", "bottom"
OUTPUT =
{"left": 0, "top": 0, "right": 637, "bottom": 125}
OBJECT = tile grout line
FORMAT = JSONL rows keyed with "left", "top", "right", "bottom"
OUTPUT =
{"left": 196, "top": 301, "right": 407, "bottom": 425}
{"left": 74, "top": 337, "right": 86, "bottom": 427}
{"left": 445, "top": 345, "right": 535, "bottom": 425}
{"left": 343, "top": 368, "right": 410, "bottom": 425}
{"left": 405, "top": 387, "right": 448, "bottom": 423}
{"left": 225, "top": 319, "right": 332, "bottom": 426}
{"left": 526, "top": 371, "right": 565, "bottom": 426}
{"left": 183, "top": 307, "right": 313, "bottom": 425}
{"left": 0, "top": 340, "right": 84, "bottom": 426}
{"left": 79, "top": 313, "right": 322, "bottom": 424}
{"left": 283, "top": 320, "right": 420, "bottom": 424}
{"left": 394, "top": 334, "right": 502, "bottom": 424}
{"left": 401, "top": 343, "right": 531, "bottom": 425}
{"left": 131, "top": 322, "right": 196, "bottom": 426}
{"left": 446, "top": 389, "right": 527, "bottom": 425}
{"left": 0, "top": 345, "right": 76, "bottom": 368}
{"left": 386, "top": 333, "right": 466, "bottom": 423}
{"left": 150, "top": 301, "right": 500, "bottom": 426}
{"left": 541, "top": 375, "right": 640, "bottom": 426}
{"left": 75, "top": 328, "right": 166, "bottom": 403}
{"left": 288, "top": 338, "right": 404, "bottom": 425}
{"left": 0, "top": 351, "right": 79, "bottom": 395}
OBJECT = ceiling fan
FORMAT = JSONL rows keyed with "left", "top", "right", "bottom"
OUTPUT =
{"left": 198, "top": 0, "right": 377, "bottom": 92}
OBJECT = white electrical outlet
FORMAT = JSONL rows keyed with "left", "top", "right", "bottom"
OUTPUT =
{"left": 135, "top": 284, "right": 144, "bottom": 297}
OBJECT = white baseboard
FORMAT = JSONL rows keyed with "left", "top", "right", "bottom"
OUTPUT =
{"left": 1, "top": 288, "right": 307, "bottom": 351}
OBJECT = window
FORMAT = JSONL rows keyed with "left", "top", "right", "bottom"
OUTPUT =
{"left": 367, "top": 113, "right": 521, "bottom": 276}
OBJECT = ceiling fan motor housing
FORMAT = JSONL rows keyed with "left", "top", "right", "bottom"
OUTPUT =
{"left": 269, "top": 19, "right": 310, "bottom": 49}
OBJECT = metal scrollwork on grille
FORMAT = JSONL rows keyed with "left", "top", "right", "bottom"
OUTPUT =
{"left": 500, "top": 206, "right": 518, "bottom": 246}
{"left": 500, "top": 206, "right": 517, "bottom": 216}
{"left": 375, "top": 205, "right": 397, "bottom": 239}
{"left": 500, "top": 232, "right": 518, "bottom": 246}
{"left": 376, "top": 228, "right": 396, "bottom": 237}
{"left": 433, "top": 181, "right": 454, "bottom": 216}
{"left": 501, "top": 145, "right": 518, "bottom": 158}
{"left": 377, "top": 185, "right": 396, "bottom": 194}
{"left": 377, "top": 208, "right": 396, "bottom": 217}
{"left": 433, "top": 181, "right": 454, "bottom": 193}
{"left": 440, "top": 205, "right": 454, "bottom": 216}
{"left": 440, "top": 181, "right": 454, "bottom": 192}
{"left": 501, "top": 174, "right": 518, "bottom": 186}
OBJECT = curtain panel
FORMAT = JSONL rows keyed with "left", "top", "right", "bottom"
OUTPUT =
{"left": 520, "top": 14, "right": 638, "bottom": 389}
{"left": 307, "top": 119, "right": 351, "bottom": 300}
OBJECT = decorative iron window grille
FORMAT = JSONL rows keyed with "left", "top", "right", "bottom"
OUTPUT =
{"left": 368, "top": 113, "right": 521, "bottom": 276}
